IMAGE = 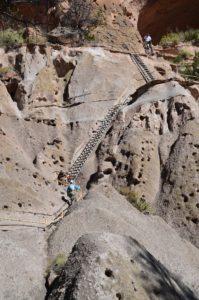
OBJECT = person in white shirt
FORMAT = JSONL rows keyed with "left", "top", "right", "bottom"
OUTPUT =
{"left": 144, "top": 34, "right": 153, "bottom": 54}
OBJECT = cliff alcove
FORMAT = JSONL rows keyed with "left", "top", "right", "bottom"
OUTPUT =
{"left": 138, "top": 0, "right": 199, "bottom": 44}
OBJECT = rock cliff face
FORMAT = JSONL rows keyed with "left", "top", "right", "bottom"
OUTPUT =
{"left": 0, "top": 1, "right": 199, "bottom": 299}
{"left": 92, "top": 81, "right": 199, "bottom": 248}
{"left": 0, "top": 42, "right": 199, "bottom": 299}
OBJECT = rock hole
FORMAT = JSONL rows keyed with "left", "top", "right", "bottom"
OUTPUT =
{"left": 18, "top": 203, "right": 22, "bottom": 208}
{"left": 115, "top": 162, "right": 122, "bottom": 171}
{"left": 121, "top": 149, "right": 131, "bottom": 158}
{"left": 154, "top": 102, "right": 159, "bottom": 108}
{"left": 103, "top": 168, "right": 113, "bottom": 175}
{"left": 196, "top": 203, "right": 199, "bottom": 208}
{"left": 126, "top": 170, "right": 140, "bottom": 186}
{"left": 155, "top": 109, "right": 161, "bottom": 115}
{"left": 163, "top": 199, "right": 169, "bottom": 206}
{"left": 6, "top": 157, "right": 10, "bottom": 161}
{"left": 70, "top": 122, "right": 73, "bottom": 130}
{"left": 182, "top": 194, "right": 189, "bottom": 202}
{"left": 191, "top": 218, "right": 198, "bottom": 224}
{"left": 3, "top": 205, "right": 8, "bottom": 209}
{"left": 105, "top": 156, "right": 116, "bottom": 166}
{"left": 189, "top": 192, "right": 195, "bottom": 197}
{"left": 159, "top": 126, "right": 163, "bottom": 135}
{"left": 86, "top": 171, "right": 103, "bottom": 189}
{"left": 192, "top": 152, "right": 197, "bottom": 156}
{"left": 105, "top": 268, "right": 114, "bottom": 278}
{"left": 116, "top": 293, "right": 123, "bottom": 300}
{"left": 155, "top": 66, "right": 166, "bottom": 76}
{"left": 59, "top": 156, "right": 65, "bottom": 162}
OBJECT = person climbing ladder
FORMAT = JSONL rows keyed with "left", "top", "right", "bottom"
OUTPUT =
{"left": 64, "top": 180, "right": 81, "bottom": 204}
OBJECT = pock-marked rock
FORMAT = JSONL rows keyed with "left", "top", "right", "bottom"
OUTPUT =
{"left": 47, "top": 232, "right": 198, "bottom": 300}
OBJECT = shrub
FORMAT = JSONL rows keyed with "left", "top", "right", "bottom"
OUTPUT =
{"left": 180, "top": 52, "right": 199, "bottom": 79}
{"left": 47, "top": 253, "right": 68, "bottom": 275}
{"left": 184, "top": 29, "right": 199, "bottom": 42}
{"left": 119, "top": 186, "right": 154, "bottom": 214}
{"left": 160, "top": 29, "right": 199, "bottom": 47}
{"left": 84, "top": 31, "right": 95, "bottom": 41}
{"left": 160, "top": 32, "right": 182, "bottom": 47}
{"left": 27, "top": 34, "right": 47, "bottom": 45}
{"left": 0, "top": 28, "right": 24, "bottom": 47}
{"left": 54, "top": 253, "right": 67, "bottom": 265}
{"left": 174, "top": 50, "right": 191, "bottom": 63}
{"left": 0, "top": 66, "right": 10, "bottom": 76}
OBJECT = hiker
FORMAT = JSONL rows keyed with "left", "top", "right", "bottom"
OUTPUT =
{"left": 64, "top": 180, "right": 80, "bottom": 203}
{"left": 144, "top": 33, "right": 153, "bottom": 54}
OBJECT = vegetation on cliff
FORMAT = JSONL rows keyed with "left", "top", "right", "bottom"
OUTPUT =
{"left": 160, "top": 29, "right": 199, "bottom": 47}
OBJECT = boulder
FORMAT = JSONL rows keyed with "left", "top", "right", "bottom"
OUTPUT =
{"left": 48, "top": 27, "right": 81, "bottom": 45}
{"left": 48, "top": 183, "right": 199, "bottom": 296}
{"left": 47, "top": 232, "right": 198, "bottom": 300}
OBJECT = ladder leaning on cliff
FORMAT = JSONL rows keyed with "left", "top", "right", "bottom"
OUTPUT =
{"left": 59, "top": 53, "right": 155, "bottom": 189}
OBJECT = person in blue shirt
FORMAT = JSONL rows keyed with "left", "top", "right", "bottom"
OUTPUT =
{"left": 64, "top": 180, "right": 80, "bottom": 203}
